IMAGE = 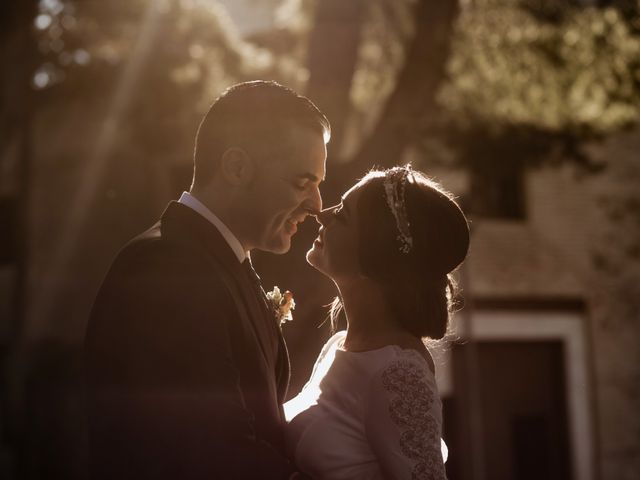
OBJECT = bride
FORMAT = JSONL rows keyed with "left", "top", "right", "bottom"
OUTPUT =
{"left": 284, "top": 165, "right": 470, "bottom": 480}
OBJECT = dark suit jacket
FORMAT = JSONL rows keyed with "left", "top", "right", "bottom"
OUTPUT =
{"left": 85, "top": 202, "right": 294, "bottom": 480}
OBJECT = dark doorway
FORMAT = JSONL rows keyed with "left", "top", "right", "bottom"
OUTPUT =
{"left": 444, "top": 341, "right": 572, "bottom": 480}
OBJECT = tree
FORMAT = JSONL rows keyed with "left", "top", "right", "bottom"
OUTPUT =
{"left": 342, "top": 0, "right": 460, "bottom": 195}
{"left": 439, "top": 2, "right": 640, "bottom": 149}
{"left": 0, "top": 2, "right": 38, "bottom": 479}
{"left": 305, "top": 0, "right": 367, "bottom": 157}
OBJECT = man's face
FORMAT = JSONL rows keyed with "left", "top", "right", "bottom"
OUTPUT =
{"left": 244, "top": 125, "right": 327, "bottom": 254}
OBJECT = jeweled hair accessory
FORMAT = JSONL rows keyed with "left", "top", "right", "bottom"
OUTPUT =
{"left": 383, "top": 165, "right": 414, "bottom": 254}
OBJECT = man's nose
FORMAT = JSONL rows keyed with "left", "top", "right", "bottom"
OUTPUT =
{"left": 305, "top": 185, "right": 322, "bottom": 217}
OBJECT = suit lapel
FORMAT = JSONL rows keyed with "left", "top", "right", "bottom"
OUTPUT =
{"left": 275, "top": 331, "right": 290, "bottom": 404}
{"left": 160, "top": 202, "right": 279, "bottom": 370}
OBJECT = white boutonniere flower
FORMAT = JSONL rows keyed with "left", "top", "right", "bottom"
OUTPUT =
{"left": 266, "top": 286, "right": 295, "bottom": 326}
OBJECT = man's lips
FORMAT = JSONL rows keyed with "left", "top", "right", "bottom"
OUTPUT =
{"left": 285, "top": 214, "right": 307, "bottom": 234}
{"left": 285, "top": 219, "right": 298, "bottom": 235}
{"left": 284, "top": 213, "right": 312, "bottom": 235}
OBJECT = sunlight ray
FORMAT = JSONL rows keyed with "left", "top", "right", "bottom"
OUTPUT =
{"left": 25, "top": 0, "right": 168, "bottom": 340}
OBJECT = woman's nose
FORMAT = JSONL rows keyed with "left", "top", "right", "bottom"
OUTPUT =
{"left": 316, "top": 207, "right": 334, "bottom": 227}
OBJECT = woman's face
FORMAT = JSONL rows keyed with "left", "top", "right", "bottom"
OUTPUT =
{"left": 306, "top": 183, "right": 363, "bottom": 284}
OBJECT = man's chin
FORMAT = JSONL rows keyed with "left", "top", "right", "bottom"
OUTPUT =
{"left": 273, "top": 244, "right": 291, "bottom": 254}
{"left": 261, "top": 235, "right": 292, "bottom": 255}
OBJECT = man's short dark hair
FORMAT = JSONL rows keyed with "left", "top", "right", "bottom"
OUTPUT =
{"left": 192, "top": 80, "right": 330, "bottom": 189}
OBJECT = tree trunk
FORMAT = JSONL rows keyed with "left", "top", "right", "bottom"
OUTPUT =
{"left": 326, "top": 0, "right": 460, "bottom": 198}
{"left": 257, "top": 0, "right": 461, "bottom": 394}
{"left": 256, "top": 0, "right": 369, "bottom": 377}
{"left": 0, "top": 1, "right": 38, "bottom": 476}
{"left": 305, "top": 0, "right": 368, "bottom": 157}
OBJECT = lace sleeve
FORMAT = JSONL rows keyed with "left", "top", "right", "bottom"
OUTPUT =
{"left": 365, "top": 354, "right": 447, "bottom": 480}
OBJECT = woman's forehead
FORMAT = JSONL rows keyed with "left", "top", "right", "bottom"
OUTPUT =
{"left": 342, "top": 183, "right": 364, "bottom": 204}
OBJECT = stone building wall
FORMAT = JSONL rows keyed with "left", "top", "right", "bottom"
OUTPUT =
{"left": 430, "top": 127, "right": 640, "bottom": 480}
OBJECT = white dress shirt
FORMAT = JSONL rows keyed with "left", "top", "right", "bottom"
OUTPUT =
{"left": 178, "top": 191, "right": 247, "bottom": 263}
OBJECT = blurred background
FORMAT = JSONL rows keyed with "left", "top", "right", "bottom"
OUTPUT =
{"left": 1, "top": 0, "right": 639, "bottom": 479}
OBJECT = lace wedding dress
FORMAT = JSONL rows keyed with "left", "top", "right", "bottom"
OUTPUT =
{"left": 284, "top": 331, "right": 448, "bottom": 480}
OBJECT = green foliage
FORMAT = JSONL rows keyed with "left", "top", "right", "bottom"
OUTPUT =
{"left": 33, "top": 0, "right": 287, "bottom": 107}
{"left": 30, "top": 0, "right": 310, "bottom": 175}
{"left": 440, "top": 2, "right": 640, "bottom": 136}
{"left": 32, "top": 0, "right": 640, "bottom": 153}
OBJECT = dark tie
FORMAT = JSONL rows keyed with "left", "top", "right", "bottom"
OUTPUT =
{"left": 242, "top": 258, "right": 273, "bottom": 317}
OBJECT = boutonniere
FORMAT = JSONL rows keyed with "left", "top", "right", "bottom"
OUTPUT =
{"left": 265, "top": 286, "right": 295, "bottom": 326}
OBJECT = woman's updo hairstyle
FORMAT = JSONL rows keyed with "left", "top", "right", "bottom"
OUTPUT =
{"left": 355, "top": 166, "right": 470, "bottom": 339}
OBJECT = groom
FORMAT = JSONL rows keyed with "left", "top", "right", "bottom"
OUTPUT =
{"left": 85, "top": 81, "right": 329, "bottom": 479}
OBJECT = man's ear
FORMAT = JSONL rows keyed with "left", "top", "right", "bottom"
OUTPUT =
{"left": 219, "top": 147, "right": 255, "bottom": 186}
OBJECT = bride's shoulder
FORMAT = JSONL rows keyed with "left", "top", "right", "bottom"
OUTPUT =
{"left": 388, "top": 337, "right": 436, "bottom": 375}
{"left": 365, "top": 349, "right": 439, "bottom": 408}
{"left": 374, "top": 344, "right": 437, "bottom": 384}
